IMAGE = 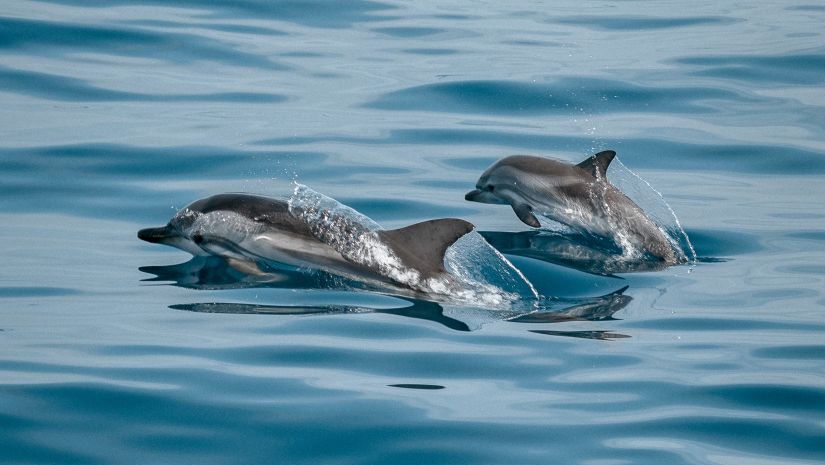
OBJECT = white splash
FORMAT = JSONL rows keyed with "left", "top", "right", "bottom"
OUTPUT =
{"left": 609, "top": 158, "right": 697, "bottom": 266}
{"left": 287, "top": 183, "right": 535, "bottom": 306}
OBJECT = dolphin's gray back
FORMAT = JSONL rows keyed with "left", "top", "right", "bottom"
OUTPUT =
{"left": 491, "top": 156, "right": 592, "bottom": 196}
{"left": 185, "top": 193, "right": 312, "bottom": 237}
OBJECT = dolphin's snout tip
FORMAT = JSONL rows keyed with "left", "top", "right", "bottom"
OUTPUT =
{"left": 464, "top": 189, "right": 482, "bottom": 202}
{"left": 138, "top": 226, "right": 171, "bottom": 243}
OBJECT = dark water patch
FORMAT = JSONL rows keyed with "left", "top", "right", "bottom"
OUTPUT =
{"left": 686, "top": 229, "right": 763, "bottom": 257}
{"left": 432, "top": 14, "right": 472, "bottom": 20}
{"left": 771, "top": 212, "right": 825, "bottom": 220}
{"left": 553, "top": 15, "right": 738, "bottom": 30}
{"left": 373, "top": 27, "right": 445, "bottom": 37}
{"left": 388, "top": 384, "right": 445, "bottom": 390}
{"left": 778, "top": 264, "right": 825, "bottom": 275}
{"left": 502, "top": 39, "right": 565, "bottom": 47}
{"left": 690, "top": 362, "right": 741, "bottom": 371}
{"left": 786, "top": 32, "right": 819, "bottom": 38}
{"left": 0, "top": 66, "right": 286, "bottom": 103}
{"left": 0, "top": 287, "right": 79, "bottom": 298}
{"left": 701, "top": 384, "right": 825, "bottom": 411}
{"left": 36, "top": 0, "right": 396, "bottom": 28}
{"left": 0, "top": 17, "right": 287, "bottom": 70}
{"left": 401, "top": 48, "right": 459, "bottom": 55}
{"left": 278, "top": 51, "right": 329, "bottom": 58}
{"left": 1, "top": 435, "right": 103, "bottom": 465}
{"left": 753, "top": 345, "right": 825, "bottom": 360}
{"left": 785, "top": 231, "right": 825, "bottom": 242}
{"left": 676, "top": 54, "right": 825, "bottom": 85}
{"left": 623, "top": 317, "right": 825, "bottom": 332}
{"left": 787, "top": 5, "right": 825, "bottom": 11}
{"left": 364, "top": 78, "right": 742, "bottom": 115}
{"left": 121, "top": 19, "right": 287, "bottom": 36}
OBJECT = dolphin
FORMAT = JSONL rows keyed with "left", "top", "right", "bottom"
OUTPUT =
{"left": 138, "top": 193, "right": 474, "bottom": 294}
{"left": 465, "top": 151, "right": 678, "bottom": 263}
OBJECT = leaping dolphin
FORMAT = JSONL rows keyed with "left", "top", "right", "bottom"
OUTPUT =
{"left": 465, "top": 151, "right": 679, "bottom": 263}
{"left": 138, "top": 193, "right": 474, "bottom": 294}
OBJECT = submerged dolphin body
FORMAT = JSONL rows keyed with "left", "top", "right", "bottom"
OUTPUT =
{"left": 465, "top": 151, "right": 678, "bottom": 263}
{"left": 138, "top": 193, "right": 474, "bottom": 294}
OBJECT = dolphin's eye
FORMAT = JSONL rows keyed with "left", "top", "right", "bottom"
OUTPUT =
{"left": 488, "top": 185, "right": 495, "bottom": 192}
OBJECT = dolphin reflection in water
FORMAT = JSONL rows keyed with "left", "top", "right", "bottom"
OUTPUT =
{"left": 140, "top": 256, "right": 633, "bottom": 337}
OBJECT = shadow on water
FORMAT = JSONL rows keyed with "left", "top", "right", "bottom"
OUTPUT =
{"left": 140, "top": 257, "right": 633, "bottom": 337}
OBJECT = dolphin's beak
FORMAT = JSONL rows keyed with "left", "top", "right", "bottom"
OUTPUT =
{"left": 465, "top": 188, "right": 506, "bottom": 205}
{"left": 464, "top": 189, "right": 483, "bottom": 202}
{"left": 138, "top": 225, "right": 174, "bottom": 244}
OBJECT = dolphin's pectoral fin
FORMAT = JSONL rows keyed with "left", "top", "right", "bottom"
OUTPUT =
{"left": 225, "top": 257, "right": 267, "bottom": 276}
{"left": 512, "top": 204, "right": 541, "bottom": 228}
{"left": 576, "top": 150, "right": 616, "bottom": 179}
{"left": 377, "top": 218, "right": 474, "bottom": 277}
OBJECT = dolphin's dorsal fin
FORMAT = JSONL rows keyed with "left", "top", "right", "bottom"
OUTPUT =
{"left": 377, "top": 219, "right": 474, "bottom": 278}
{"left": 576, "top": 150, "right": 616, "bottom": 179}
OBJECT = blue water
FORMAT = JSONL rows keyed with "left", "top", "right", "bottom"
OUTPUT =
{"left": 2, "top": 1, "right": 824, "bottom": 464}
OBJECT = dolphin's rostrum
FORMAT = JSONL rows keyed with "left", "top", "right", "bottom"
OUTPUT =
{"left": 139, "top": 193, "right": 475, "bottom": 295}
{"left": 466, "top": 151, "right": 679, "bottom": 263}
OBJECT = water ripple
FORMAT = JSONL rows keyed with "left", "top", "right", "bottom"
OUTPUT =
{"left": 677, "top": 53, "right": 825, "bottom": 85}
{"left": 552, "top": 15, "right": 739, "bottom": 30}
{"left": 364, "top": 78, "right": 744, "bottom": 115}
{"left": 34, "top": 0, "right": 397, "bottom": 28}
{"left": 0, "top": 66, "right": 287, "bottom": 102}
{"left": 0, "top": 16, "right": 288, "bottom": 70}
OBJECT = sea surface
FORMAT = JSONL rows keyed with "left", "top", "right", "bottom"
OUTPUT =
{"left": 2, "top": 1, "right": 824, "bottom": 464}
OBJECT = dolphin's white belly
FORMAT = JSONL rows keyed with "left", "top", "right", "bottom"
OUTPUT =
{"left": 243, "top": 230, "right": 351, "bottom": 270}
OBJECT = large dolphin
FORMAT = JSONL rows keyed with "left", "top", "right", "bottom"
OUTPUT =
{"left": 138, "top": 193, "right": 474, "bottom": 294}
{"left": 465, "top": 151, "right": 678, "bottom": 263}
